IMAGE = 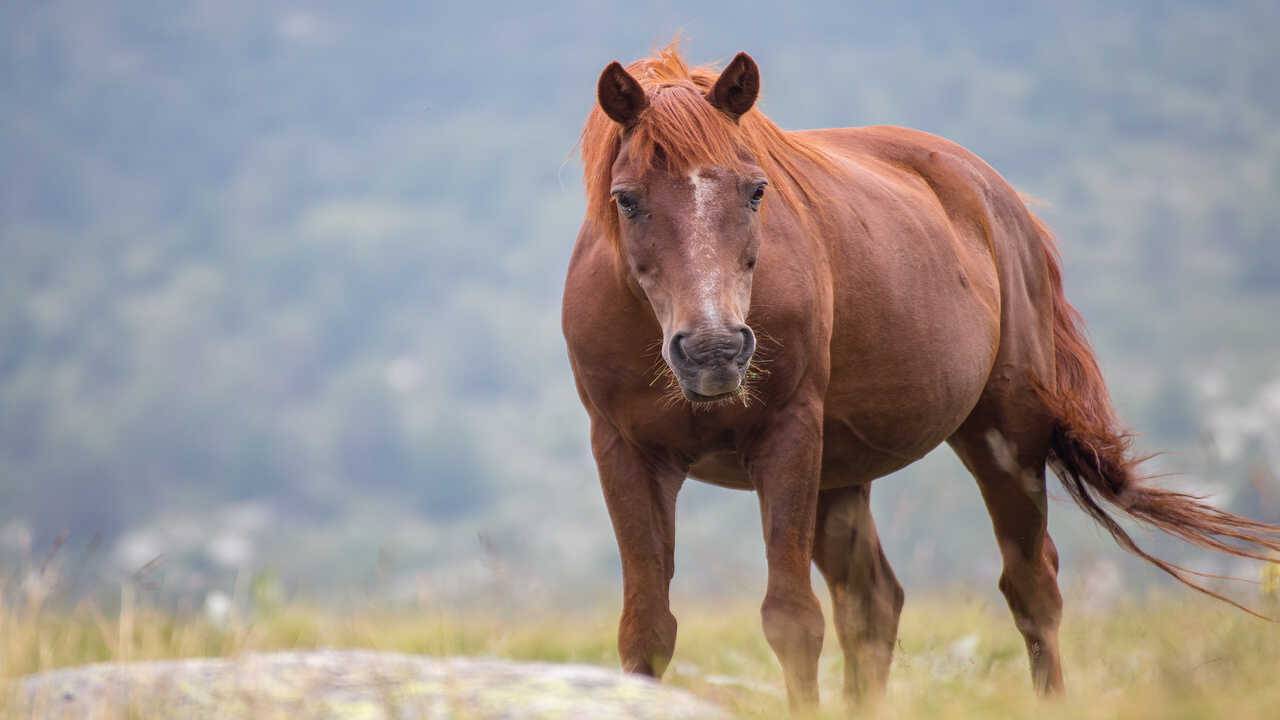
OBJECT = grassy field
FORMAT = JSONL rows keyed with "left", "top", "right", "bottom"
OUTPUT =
{"left": 2, "top": 579, "right": 1279, "bottom": 720}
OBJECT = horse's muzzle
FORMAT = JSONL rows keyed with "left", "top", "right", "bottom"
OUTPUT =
{"left": 668, "top": 325, "right": 756, "bottom": 401}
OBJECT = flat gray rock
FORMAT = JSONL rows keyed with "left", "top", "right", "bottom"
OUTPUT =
{"left": 16, "top": 651, "right": 727, "bottom": 719}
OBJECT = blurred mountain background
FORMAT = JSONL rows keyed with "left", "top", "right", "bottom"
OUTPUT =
{"left": 2, "top": 0, "right": 1278, "bottom": 610}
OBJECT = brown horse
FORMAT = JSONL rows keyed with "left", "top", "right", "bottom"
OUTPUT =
{"left": 561, "top": 44, "right": 1280, "bottom": 710}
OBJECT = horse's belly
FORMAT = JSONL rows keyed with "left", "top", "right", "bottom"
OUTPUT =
{"left": 686, "top": 424, "right": 959, "bottom": 492}
{"left": 821, "top": 318, "right": 997, "bottom": 482}
{"left": 817, "top": 417, "right": 940, "bottom": 486}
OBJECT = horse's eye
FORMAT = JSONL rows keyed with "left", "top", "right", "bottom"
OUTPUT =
{"left": 748, "top": 183, "right": 766, "bottom": 210}
{"left": 615, "top": 192, "right": 639, "bottom": 219}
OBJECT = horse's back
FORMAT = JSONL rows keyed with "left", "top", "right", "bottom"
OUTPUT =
{"left": 792, "top": 125, "right": 1054, "bottom": 484}
{"left": 818, "top": 126, "right": 1061, "bottom": 396}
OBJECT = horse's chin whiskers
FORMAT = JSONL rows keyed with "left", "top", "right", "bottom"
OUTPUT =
{"left": 687, "top": 385, "right": 754, "bottom": 413}
{"left": 660, "top": 385, "right": 686, "bottom": 410}
{"left": 661, "top": 370, "right": 762, "bottom": 413}
{"left": 647, "top": 354, "right": 676, "bottom": 389}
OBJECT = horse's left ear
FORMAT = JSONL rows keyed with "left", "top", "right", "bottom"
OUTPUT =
{"left": 707, "top": 52, "right": 760, "bottom": 120}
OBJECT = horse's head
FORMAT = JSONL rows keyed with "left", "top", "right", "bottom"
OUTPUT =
{"left": 595, "top": 53, "right": 765, "bottom": 404}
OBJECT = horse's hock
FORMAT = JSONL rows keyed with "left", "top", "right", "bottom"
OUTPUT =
{"left": 15, "top": 651, "right": 727, "bottom": 719}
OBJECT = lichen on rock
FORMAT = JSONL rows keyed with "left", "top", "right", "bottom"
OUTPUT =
{"left": 16, "top": 651, "right": 727, "bottom": 719}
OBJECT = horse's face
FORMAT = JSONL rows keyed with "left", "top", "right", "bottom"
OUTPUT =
{"left": 598, "top": 54, "right": 764, "bottom": 404}
{"left": 610, "top": 158, "right": 765, "bottom": 402}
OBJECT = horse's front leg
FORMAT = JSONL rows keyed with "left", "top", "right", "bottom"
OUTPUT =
{"left": 590, "top": 420, "right": 684, "bottom": 678}
{"left": 748, "top": 401, "right": 826, "bottom": 710}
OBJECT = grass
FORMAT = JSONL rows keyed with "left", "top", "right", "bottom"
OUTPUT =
{"left": 2, "top": 579, "right": 1279, "bottom": 719}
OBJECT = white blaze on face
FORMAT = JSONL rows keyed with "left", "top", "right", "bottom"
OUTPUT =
{"left": 688, "top": 169, "right": 721, "bottom": 326}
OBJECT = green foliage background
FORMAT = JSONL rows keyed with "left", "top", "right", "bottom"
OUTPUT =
{"left": 1, "top": 1, "right": 1278, "bottom": 605}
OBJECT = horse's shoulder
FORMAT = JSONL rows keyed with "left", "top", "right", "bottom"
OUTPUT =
{"left": 562, "top": 222, "right": 622, "bottom": 341}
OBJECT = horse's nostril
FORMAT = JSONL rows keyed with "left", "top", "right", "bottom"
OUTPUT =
{"left": 670, "top": 332, "right": 690, "bottom": 363}
{"left": 736, "top": 326, "right": 757, "bottom": 365}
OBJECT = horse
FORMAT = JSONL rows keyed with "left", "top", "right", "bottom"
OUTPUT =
{"left": 560, "top": 43, "right": 1280, "bottom": 710}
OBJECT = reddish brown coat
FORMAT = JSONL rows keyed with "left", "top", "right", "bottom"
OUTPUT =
{"left": 563, "top": 44, "right": 1280, "bottom": 710}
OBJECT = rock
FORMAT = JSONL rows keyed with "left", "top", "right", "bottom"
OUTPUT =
{"left": 16, "top": 651, "right": 727, "bottom": 719}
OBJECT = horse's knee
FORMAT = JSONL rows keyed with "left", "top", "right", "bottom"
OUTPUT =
{"left": 761, "top": 590, "right": 824, "bottom": 658}
{"left": 761, "top": 590, "right": 824, "bottom": 708}
{"left": 618, "top": 606, "right": 677, "bottom": 677}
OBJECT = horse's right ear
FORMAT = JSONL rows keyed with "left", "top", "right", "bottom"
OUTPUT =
{"left": 597, "top": 62, "right": 648, "bottom": 127}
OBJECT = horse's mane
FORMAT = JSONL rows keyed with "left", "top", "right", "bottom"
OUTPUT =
{"left": 580, "top": 42, "right": 836, "bottom": 248}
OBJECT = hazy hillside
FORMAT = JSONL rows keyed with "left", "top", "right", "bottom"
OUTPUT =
{"left": 2, "top": 1, "right": 1278, "bottom": 607}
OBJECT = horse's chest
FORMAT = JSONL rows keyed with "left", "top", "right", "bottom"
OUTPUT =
{"left": 687, "top": 450, "right": 753, "bottom": 490}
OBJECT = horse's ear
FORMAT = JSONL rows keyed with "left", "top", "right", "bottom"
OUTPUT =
{"left": 707, "top": 52, "right": 759, "bottom": 120}
{"left": 597, "top": 61, "right": 648, "bottom": 127}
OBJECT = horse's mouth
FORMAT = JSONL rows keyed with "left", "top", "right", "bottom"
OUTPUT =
{"left": 682, "top": 387, "right": 740, "bottom": 404}
{"left": 673, "top": 365, "right": 750, "bottom": 406}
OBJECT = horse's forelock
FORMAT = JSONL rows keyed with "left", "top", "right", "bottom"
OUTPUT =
{"left": 580, "top": 43, "right": 835, "bottom": 250}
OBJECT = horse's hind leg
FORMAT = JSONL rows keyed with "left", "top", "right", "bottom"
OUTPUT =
{"left": 948, "top": 403, "right": 1065, "bottom": 695}
{"left": 813, "top": 483, "right": 904, "bottom": 705}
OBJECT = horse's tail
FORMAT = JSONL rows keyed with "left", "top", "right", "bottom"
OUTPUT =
{"left": 1032, "top": 215, "right": 1280, "bottom": 617}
